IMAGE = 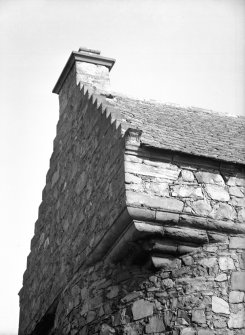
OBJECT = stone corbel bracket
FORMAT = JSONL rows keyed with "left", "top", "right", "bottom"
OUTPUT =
{"left": 84, "top": 129, "right": 245, "bottom": 269}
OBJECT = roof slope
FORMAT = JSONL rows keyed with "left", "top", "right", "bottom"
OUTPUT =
{"left": 100, "top": 92, "right": 245, "bottom": 165}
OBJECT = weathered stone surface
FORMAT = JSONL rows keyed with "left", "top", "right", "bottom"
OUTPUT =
{"left": 212, "top": 296, "right": 230, "bottom": 314}
{"left": 231, "top": 272, "right": 245, "bottom": 290}
{"left": 51, "top": 169, "right": 59, "bottom": 187}
{"left": 145, "top": 316, "right": 165, "bottom": 333}
{"left": 126, "top": 191, "right": 184, "bottom": 211}
{"left": 195, "top": 171, "right": 224, "bottom": 185}
{"left": 125, "top": 161, "right": 180, "bottom": 180}
{"left": 197, "top": 330, "right": 214, "bottom": 335}
{"left": 172, "top": 185, "right": 203, "bottom": 199}
{"left": 191, "top": 199, "right": 212, "bottom": 216}
{"left": 155, "top": 211, "right": 179, "bottom": 223}
{"left": 205, "top": 184, "right": 230, "bottom": 201}
{"left": 125, "top": 173, "right": 142, "bottom": 184}
{"left": 215, "top": 273, "right": 227, "bottom": 282}
{"left": 100, "top": 323, "right": 116, "bottom": 334}
{"left": 181, "top": 170, "right": 195, "bottom": 182}
{"left": 229, "top": 186, "right": 244, "bottom": 198}
{"left": 239, "top": 252, "right": 245, "bottom": 269}
{"left": 228, "top": 309, "right": 245, "bottom": 329}
{"left": 199, "top": 257, "right": 217, "bottom": 268}
{"left": 181, "top": 328, "right": 196, "bottom": 335}
{"left": 131, "top": 299, "right": 153, "bottom": 320}
{"left": 230, "top": 237, "right": 245, "bottom": 249}
{"left": 75, "top": 171, "right": 87, "bottom": 194}
{"left": 238, "top": 208, "right": 245, "bottom": 223}
{"left": 210, "top": 203, "right": 236, "bottom": 221}
{"left": 219, "top": 257, "right": 235, "bottom": 271}
{"left": 87, "top": 310, "right": 96, "bottom": 323}
{"left": 229, "top": 291, "right": 244, "bottom": 303}
{"left": 192, "top": 309, "right": 206, "bottom": 324}
{"left": 227, "top": 177, "right": 245, "bottom": 187}
{"left": 106, "top": 285, "right": 119, "bottom": 299}
{"left": 144, "top": 181, "right": 169, "bottom": 196}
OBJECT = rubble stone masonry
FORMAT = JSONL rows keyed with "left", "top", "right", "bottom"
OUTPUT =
{"left": 19, "top": 51, "right": 245, "bottom": 335}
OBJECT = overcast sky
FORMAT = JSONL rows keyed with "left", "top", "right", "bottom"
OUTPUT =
{"left": 0, "top": 0, "right": 244, "bottom": 333}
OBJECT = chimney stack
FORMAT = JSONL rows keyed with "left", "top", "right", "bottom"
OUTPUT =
{"left": 53, "top": 47, "right": 115, "bottom": 113}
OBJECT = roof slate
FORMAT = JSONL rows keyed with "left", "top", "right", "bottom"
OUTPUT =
{"left": 101, "top": 92, "right": 245, "bottom": 165}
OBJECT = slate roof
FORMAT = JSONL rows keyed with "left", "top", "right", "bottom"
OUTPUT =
{"left": 101, "top": 92, "right": 245, "bottom": 165}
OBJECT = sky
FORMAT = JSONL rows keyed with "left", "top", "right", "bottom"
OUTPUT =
{"left": 0, "top": 0, "right": 244, "bottom": 333}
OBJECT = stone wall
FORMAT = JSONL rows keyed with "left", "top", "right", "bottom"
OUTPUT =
{"left": 51, "top": 236, "right": 245, "bottom": 335}
{"left": 125, "top": 150, "right": 245, "bottom": 237}
{"left": 19, "top": 78, "right": 125, "bottom": 334}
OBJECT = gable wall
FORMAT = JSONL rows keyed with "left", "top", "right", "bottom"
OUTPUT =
{"left": 19, "top": 70, "right": 125, "bottom": 334}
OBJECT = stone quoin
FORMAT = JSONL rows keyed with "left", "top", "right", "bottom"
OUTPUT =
{"left": 19, "top": 48, "right": 245, "bottom": 335}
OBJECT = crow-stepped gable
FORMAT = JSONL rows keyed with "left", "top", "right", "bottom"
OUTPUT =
{"left": 19, "top": 48, "right": 245, "bottom": 335}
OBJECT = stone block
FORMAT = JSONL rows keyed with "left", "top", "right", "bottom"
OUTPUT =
{"left": 230, "top": 237, "right": 245, "bottom": 249}
{"left": 145, "top": 316, "right": 165, "bottom": 333}
{"left": 195, "top": 171, "right": 224, "bottom": 185}
{"left": 191, "top": 199, "right": 212, "bottom": 216}
{"left": 125, "top": 161, "right": 180, "bottom": 180}
{"left": 229, "top": 291, "right": 244, "bottom": 303}
{"left": 181, "top": 170, "right": 195, "bottom": 182}
{"left": 215, "top": 273, "right": 227, "bottom": 282}
{"left": 172, "top": 185, "right": 203, "bottom": 199}
{"left": 229, "top": 187, "right": 244, "bottom": 198}
{"left": 131, "top": 299, "right": 154, "bottom": 320}
{"left": 75, "top": 171, "right": 87, "bottom": 194}
{"left": 219, "top": 257, "right": 235, "bottom": 271}
{"left": 181, "top": 328, "right": 196, "bottom": 335}
{"left": 106, "top": 285, "right": 119, "bottom": 299}
{"left": 231, "top": 272, "right": 245, "bottom": 291}
{"left": 126, "top": 191, "right": 184, "bottom": 212}
{"left": 100, "top": 323, "right": 116, "bottom": 334}
{"left": 125, "top": 173, "right": 142, "bottom": 184}
{"left": 87, "top": 310, "right": 96, "bottom": 323}
{"left": 144, "top": 181, "right": 169, "bottom": 196}
{"left": 192, "top": 309, "right": 206, "bottom": 324}
{"left": 210, "top": 203, "right": 236, "bottom": 221}
{"left": 51, "top": 169, "right": 59, "bottom": 187}
{"left": 212, "top": 296, "right": 230, "bottom": 314}
{"left": 205, "top": 185, "right": 230, "bottom": 201}
{"left": 238, "top": 208, "right": 245, "bottom": 223}
{"left": 239, "top": 252, "right": 245, "bottom": 269}
{"left": 197, "top": 330, "right": 214, "bottom": 335}
{"left": 155, "top": 211, "right": 179, "bottom": 223}
{"left": 228, "top": 309, "right": 245, "bottom": 329}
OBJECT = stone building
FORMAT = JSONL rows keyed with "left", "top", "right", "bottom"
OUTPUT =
{"left": 19, "top": 48, "right": 245, "bottom": 335}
